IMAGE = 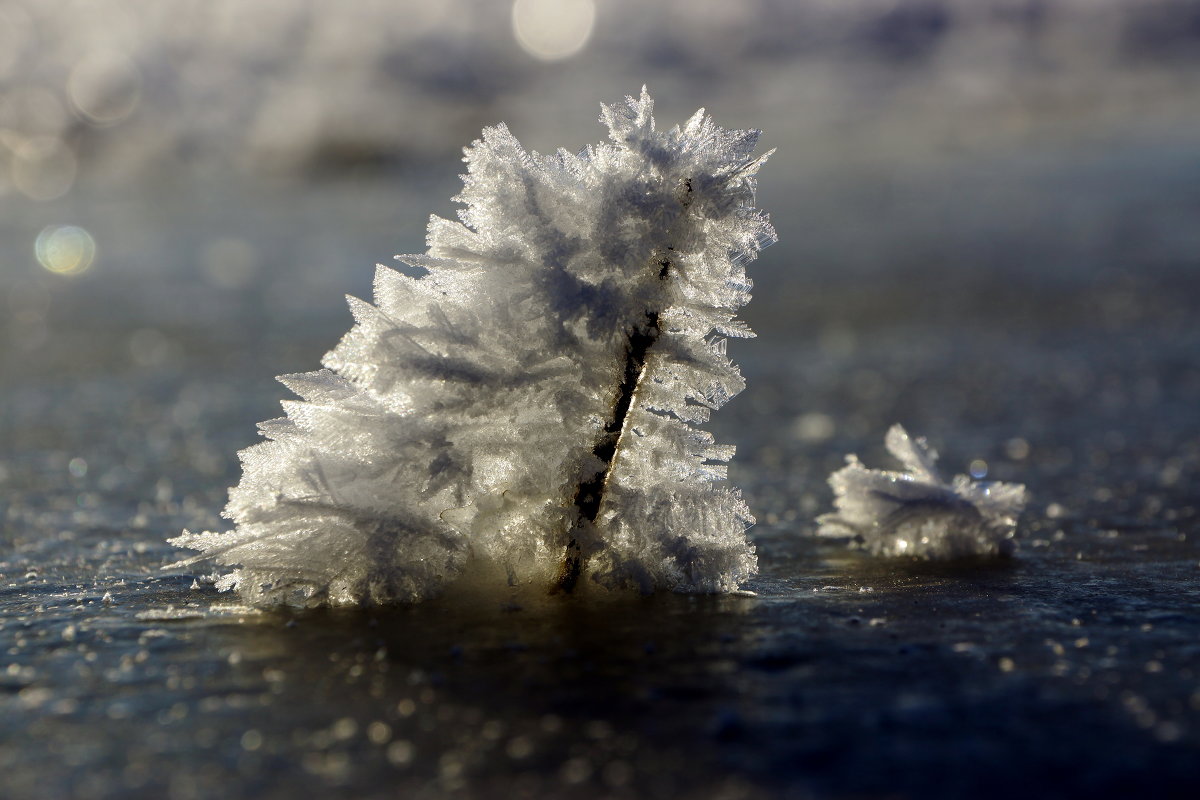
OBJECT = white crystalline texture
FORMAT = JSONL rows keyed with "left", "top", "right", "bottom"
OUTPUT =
{"left": 169, "top": 89, "right": 775, "bottom": 606}
{"left": 817, "top": 425, "right": 1028, "bottom": 559}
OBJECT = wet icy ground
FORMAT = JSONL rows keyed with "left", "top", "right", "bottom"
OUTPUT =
{"left": 4, "top": 137, "right": 1200, "bottom": 799}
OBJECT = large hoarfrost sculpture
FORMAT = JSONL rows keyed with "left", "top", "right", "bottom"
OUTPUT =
{"left": 169, "top": 89, "right": 775, "bottom": 605}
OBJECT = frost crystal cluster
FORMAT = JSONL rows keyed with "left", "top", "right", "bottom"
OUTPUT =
{"left": 817, "top": 425, "right": 1027, "bottom": 559}
{"left": 170, "top": 89, "right": 775, "bottom": 606}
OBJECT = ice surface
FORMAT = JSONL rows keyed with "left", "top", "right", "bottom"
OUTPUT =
{"left": 169, "top": 89, "right": 774, "bottom": 605}
{"left": 817, "top": 425, "right": 1027, "bottom": 559}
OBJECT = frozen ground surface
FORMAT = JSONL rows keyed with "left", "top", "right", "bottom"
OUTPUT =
{"left": 3, "top": 128, "right": 1200, "bottom": 798}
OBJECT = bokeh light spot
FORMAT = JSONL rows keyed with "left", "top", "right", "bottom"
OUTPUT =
{"left": 512, "top": 0, "right": 595, "bottom": 62}
{"left": 68, "top": 51, "right": 143, "bottom": 126}
{"left": 0, "top": 88, "right": 69, "bottom": 136}
{"left": 0, "top": 4, "right": 34, "bottom": 80}
{"left": 35, "top": 225, "right": 96, "bottom": 276}
{"left": 128, "top": 328, "right": 178, "bottom": 368}
{"left": 203, "top": 237, "right": 259, "bottom": 289}
{"left": 13, "top": 137, "right": 77, "bottom": 201}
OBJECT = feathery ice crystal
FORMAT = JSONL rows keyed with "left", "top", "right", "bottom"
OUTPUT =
{"left": 817, "top": 425, "right": 1027, "bottom": 559}
{"left": 169, "top": 89, "right": 775, "bottom": 606}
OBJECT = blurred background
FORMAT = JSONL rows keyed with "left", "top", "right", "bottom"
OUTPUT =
{"left": 3, "top": 2, "right": 1200, "bottom": 797}
{"left": 5, "top": 0, "right": 1200, "bottom": 353}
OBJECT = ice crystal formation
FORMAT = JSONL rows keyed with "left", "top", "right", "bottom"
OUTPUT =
{"left": 817, "top": 425, "right": 1027, "bottom": 559}
{"left": 169, "top": 89, "right": 775, "bottom": 606}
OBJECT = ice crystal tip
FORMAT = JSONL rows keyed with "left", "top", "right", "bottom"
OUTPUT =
{"left": 169, "top": 90, "right": 774, "bottom": 606}
{"left": 817, "top": 425, "right": 1028, "bottom": 560}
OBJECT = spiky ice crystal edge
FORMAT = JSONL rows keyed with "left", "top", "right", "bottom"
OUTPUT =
{"left": 817, "top": 425, "right": 1028, "bottom": 559}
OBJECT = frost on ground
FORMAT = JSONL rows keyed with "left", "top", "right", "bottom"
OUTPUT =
{"left": 817, "top": 425, "right": 1027, "bottom": 559}
{"left": 168, "top": 89, "right": 775, "bottom": 606}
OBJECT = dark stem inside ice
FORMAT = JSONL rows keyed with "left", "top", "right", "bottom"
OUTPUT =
{"left": 554, "top": 178, "right": 691, "bottom": 594}
{"left": 555, "top": 289, "right": 666, "bottom": 593}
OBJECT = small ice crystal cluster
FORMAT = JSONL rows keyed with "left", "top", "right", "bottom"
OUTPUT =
{"left": 169, "top": 89, "right": 775, "bottom": 606}
{"left": 817, "top": 425, "right": 1027, "bottom": 559}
